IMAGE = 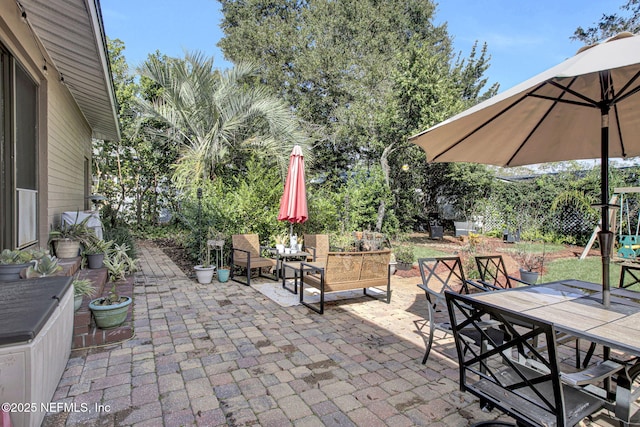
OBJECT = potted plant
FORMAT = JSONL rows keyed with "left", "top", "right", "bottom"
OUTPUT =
{"left": 394, "top": 246, "right": 415, "bottom": 270}
{"left": 194, "top": 245, "right": 215, "bottom": 285}
{"left": 272, "top": 232, "right": 288, "bottom": 254}
{"left": 514, "top": 243, "right": 545, "bottom": 284}
{"left": 217, "top": 265, "right": 230, "bottom": 283}
{"left": 0, "top": 248, "right": 46, "bottom": 281}
{"left": 24, "top": 254, "right": 62, "bottom": 278}
{"left": 89, "top": 243, "right": 137, "bottom": 328}
{"left": 49, "top": 216, "right": 93, "bottom": 258}
{"left": 83, "top": 238, "right": 111, "bottom": 269}
{"left": 72, "top": 277, "right": 95, "bottom": 311}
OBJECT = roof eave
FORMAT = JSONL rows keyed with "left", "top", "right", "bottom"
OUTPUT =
{"left": 19, "top": 0, "right": 120, "bottom": 141}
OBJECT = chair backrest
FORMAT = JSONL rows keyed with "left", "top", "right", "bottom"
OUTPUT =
{"left": 232, "top": 234, "right": 260, "bottom": 260}
{"left": 320, "top": 250, "right": 390, "bottom": 284}
{"left": 418, "top": 257, "right": 469, "bottom": 295}
{"left": 475, "top": 255, "right": 514, "bottom": 289}
{"left": 619, "top": 264, "right": 640, "bottom": 289}
{"left": 303, "top": 234, "right": 330, "bottom": 261}
{"left": 359, "top": 250, "right": 391, "bottom": 281}
{"left": 324, "top": 252, "right": 364, "bottom": 283}
{"left": 445, "top": 291, "right": 604, "bottom": 427}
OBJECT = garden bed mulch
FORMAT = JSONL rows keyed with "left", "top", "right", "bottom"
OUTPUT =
{"left": 153, "top": 238, "right": 196, "bottom": 278}
{"left": 404, "top": 233, "right": 601, "bottom": 278}
{"left": 150, "top": 234, "right": 602, "bottom": 281}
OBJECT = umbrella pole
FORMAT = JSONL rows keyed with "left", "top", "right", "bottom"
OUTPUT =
{"left": 599, "top": 108, "right": 612, "bottom": 307}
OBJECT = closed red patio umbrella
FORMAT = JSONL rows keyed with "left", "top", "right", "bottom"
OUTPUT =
{"left": 278, "top": 145, "right": 308, "bottom": 232}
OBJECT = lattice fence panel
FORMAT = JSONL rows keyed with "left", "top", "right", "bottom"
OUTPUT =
{"left": 478, "top": 199, "right": 598, "bottom": 243}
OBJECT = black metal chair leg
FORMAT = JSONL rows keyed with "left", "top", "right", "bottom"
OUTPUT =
{"left": 582, "top": 342, "right": 597, "bottom": 368}
{"left": 422, "top": 304, "right": 436, "bottom": 364}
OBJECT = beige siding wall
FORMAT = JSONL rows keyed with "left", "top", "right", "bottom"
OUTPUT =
{"left": 0, "top": 0, "right": 92, "bottom": 245}
{"left": 46, "top": 82, "right": 92, "bottom": 224}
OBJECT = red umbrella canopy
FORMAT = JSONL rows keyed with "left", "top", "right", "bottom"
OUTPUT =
{"left": 278, "top": 145, "right": 308, "bottom": 223}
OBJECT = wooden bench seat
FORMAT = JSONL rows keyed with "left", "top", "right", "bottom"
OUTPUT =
{"left": 299, "top": 250, "right": 391, "bottom": 314}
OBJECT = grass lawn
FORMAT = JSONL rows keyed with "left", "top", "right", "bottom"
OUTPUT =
{"left": 540, "top": 256, "right": 629, "bottom": 288}
{"left": 413, "top": 245, "right": 450, "bottom": 259}
{"left": 503, "top": 241, "right": 567, "bottom": 256}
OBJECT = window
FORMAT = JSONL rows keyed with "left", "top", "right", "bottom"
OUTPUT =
{"left": 0, "top": 47, "right": 39, "bottom": 249}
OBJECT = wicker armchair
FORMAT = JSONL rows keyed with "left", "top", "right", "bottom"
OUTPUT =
{"left": 231, "top": 234, "right": 276, "bottom": 286}
{"left": 303, "top": 234, "right": 329, "bottom": 263}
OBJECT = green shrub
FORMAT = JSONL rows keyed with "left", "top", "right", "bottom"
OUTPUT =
{"left": 341, "top": 166, "right": 399, "bottom": 234}
{"left": 393, "top": 245, "right": 416, "bottom": 264}
{"left": 103, "top": 226, "right": 137, "bottom": 259}
{"left": 175, "top": 157, "right": 284, "bottom": 263}
{"left": 305, "top": 187, "right": 341, "bottom": 234}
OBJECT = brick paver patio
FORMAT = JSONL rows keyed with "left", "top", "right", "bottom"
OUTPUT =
{"left": 41, "top": 240, "right": 619, "bottom": 426}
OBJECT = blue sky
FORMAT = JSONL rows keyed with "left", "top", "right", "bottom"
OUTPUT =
{"left": 101, "top": 0, "right": 620, "bottom": 93}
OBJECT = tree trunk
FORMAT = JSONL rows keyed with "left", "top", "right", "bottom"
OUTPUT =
{"left": 375, "top": 143, "right": 396, "bottom": 232}
{"left": 380, "top": 143, "right": 394, "bottom": 186}
{"left": 375, "top": 201, "right": 386, "bottom": 232}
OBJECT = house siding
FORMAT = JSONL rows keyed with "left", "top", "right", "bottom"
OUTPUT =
{"left": 0, "top": 0, "right": 92, "bottom": 247}
{"left": 46, "top": 83, "right": 92, "bottom": 225}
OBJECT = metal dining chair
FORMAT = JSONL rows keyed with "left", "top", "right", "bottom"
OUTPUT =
{"left": 475, "top": 255, "right": 528, "bottom": 290}
{"left": 416, "top": 256, "right": 492, "bottom": 365}
{"left": 619, "top": 264, "right": 640, "bottom": 288}
{"left": 446, "top": 290, "right": 622, "bottom": 427}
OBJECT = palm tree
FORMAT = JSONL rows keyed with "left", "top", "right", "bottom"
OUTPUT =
{"left": 137, "top": 52, "right": 311, "bottom": 188}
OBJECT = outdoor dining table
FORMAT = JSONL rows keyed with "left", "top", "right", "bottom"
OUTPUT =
{"left": 466, "top": 279, "right": 640, "bottom": 424}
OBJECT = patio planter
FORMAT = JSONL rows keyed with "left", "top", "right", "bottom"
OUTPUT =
{"left": 54, "top": 238, "right": 80, "bottom": 258}
{"left": 86, "top": 253, "right": 105, "bottom": 269}
{"left": 89, "top": 296, "right": 132, "bottom": 329}
{"left": 519, "top": 269, "right": 539, "bottom": 285}
{"left": 217, "top": 268, "right": 230, "bottom": 283}
{"left": 0, "top": 262, "right": 32, "bottom": 281}
{"left": 194, "top": 265, "right": 215, "bottom": 284}
{"left": 429, "top": 225, "right": 443, "bottom": 239}
{"left": 74, "top": 294, "right": 83, "bottom": 311}
{"left": 389, "top": 261, "right": 397, "bottom": 275}
{"left": 454, "top": 221, "right": 475, "bottom": 237}
{"left": 503, "top": 229, "right": 520, "bottom": 243}
{"left": 397, "top": 262, "right": 413, "bottom": 271}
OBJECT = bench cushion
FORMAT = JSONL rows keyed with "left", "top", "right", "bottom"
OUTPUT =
{"left": 234, "top": 257, "right": 276, "bottom": 269}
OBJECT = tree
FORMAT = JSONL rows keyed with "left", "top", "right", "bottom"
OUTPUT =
{"left": 136, "top": 52, "right": 311, "bottom": 189}
{"left": 93, "top": 41, "right": 180, "bottom": 228}
{"left": 218, "top": 0, "right": 497, "bottom": 231}
{"left": 572, "top": 0, "right": 640, "bottom": 44}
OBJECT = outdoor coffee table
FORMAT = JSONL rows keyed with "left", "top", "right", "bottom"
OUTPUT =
{"left": 280, "top": 257, "right": 322, "bottom": 295}
{"left": 274, "top": 250, "right": 310, "bottom": 285}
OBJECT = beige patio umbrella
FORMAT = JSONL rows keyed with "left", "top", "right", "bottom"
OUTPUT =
{"left": 409, "top": 32, "right": 640, "bottom": 306}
